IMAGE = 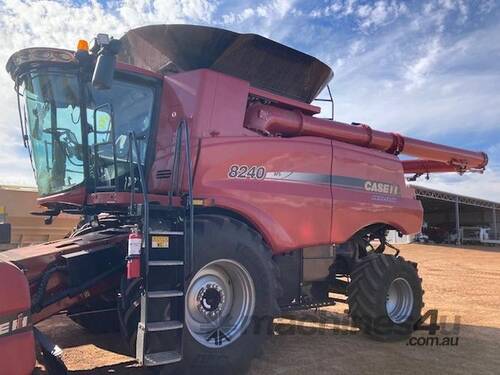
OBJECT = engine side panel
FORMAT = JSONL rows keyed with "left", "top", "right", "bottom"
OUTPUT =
{"left": 149, "top": 70, "right": 253, "bottom": 194}
{"left": 330, "top": 140, "right": 423, "bottom": 242}
{"left": 193, "top": 136, "right": 333, "bottom": 253}
{"left": 193, "top": 136, "right": 422, "bottom": 253}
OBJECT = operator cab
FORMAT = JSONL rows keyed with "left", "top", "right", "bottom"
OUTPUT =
{"left": 7, "top": 41, "right": 160, "bottom": 210}
{"left": 6, "top": 25, "right": 334, "bottom": 213}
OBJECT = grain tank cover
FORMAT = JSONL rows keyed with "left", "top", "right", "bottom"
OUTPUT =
{"left": 118, "top": 24, "right": 333, "bottom": 103}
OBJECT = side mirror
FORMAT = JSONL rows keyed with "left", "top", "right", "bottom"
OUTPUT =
{"left": 91, "top": 34, "right": 121, "bottom": 90}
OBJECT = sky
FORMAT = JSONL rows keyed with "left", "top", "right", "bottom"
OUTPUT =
{"left": 0, "top": 0, "right": 498, "bottom": 200}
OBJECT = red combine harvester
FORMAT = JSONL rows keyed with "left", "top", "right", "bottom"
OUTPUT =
{"left": 0, "top": 25, "right": 487, "bottom": 374}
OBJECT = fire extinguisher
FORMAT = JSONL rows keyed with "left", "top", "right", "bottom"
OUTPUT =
{"left": 127, "top": 226, "right": 142, "bottom": 279}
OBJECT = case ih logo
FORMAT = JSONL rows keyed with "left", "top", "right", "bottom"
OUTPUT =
{"left": 364, "top": 180, "right": 400, "bottom": 196}
{"left": 0, "top": 312, "right": 29, "bottom": 337}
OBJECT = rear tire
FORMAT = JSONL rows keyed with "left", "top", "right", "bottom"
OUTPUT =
{"left": 347, "top": 254, "right": 423, "bottom": 341}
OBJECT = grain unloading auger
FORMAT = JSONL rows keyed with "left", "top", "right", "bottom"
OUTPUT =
{"left": 245, "top": 103, "right": 487, "bottom": 175}
{"left": 0, "top": 24, "right": 488, "bottom": 375}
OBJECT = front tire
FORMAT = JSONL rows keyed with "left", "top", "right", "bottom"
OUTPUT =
{"left": 347, "top": 254, "right": 423, "bottom": 341}
{"left": 119, "top": 215, "right": 280, "bottom": 375}
{"left": 173, "top": 215, "right": 280, "bottom": 374}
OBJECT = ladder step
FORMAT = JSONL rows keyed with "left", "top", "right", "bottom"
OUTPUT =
{"left": 149, "top": 230, "right": 184, "bottom": 236}
{"left": 149, "top": 260, "right": 184, "bottom": 266}
{"left": 140, "top": 321, "right": 183, "bottom": 332}
{"left": 144, "top": 351, "right": 182, "bottom": 366}
{"left": 148, "top": 290, "right": 183, "bottom": 298}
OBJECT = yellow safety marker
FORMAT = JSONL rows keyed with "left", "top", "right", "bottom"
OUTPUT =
{"left": 192, "top": 199, "right": 205, "bottom": 206}
{"left": 151, "top": 235, "right": 169, "bottom": 249}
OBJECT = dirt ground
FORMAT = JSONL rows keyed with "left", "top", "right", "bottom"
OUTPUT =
{"left": 35, "top": 244, "right": 500, "bottom": 374}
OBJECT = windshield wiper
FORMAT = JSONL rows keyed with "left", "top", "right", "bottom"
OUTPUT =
{"left": 15, "top": 76, "right": 36, "bottom": 175}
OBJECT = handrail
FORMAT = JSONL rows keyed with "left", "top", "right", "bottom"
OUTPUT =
{"left": 128, "top": 133, "right": 136, "bottom": 214}
{"left": 92, "top": 103, "right": 118, "bottom": 192}
{"left": 313, "top": 84, "right": 334, "bottom": 120}
{"left": 169, "top": 121, "right": 184, "bottom": 205}
{"left": 168, "top": 119, "right": 195, "bottom": 274}
{"left": 130, "top": 131, "right": 150, "bottom": 328}
{"left": 169, "top": 120, "right": 195, "bottom": 274}
{"left": 179, "top": 120, "right": 194, "bottom": 276}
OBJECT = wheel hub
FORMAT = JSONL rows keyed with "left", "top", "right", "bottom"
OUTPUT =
{"left": 196, "top": 283, "right": 226, "bottom": 317}
{"left": 386, "top": 277, "right": 414, "bottom": 324}
{"left": 186, "top": 259, "right": 256, "bottom": 348}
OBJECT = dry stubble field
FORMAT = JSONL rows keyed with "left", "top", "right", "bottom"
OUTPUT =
{"left": 35, "top": 244, "right": 500, "bottom": 374}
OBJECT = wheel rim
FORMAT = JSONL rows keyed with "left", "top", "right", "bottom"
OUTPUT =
{"left": 385, "top": 277, "right": 414, "bottom": 324}
{"left": 185, "top": 259, "right": 256, "bottom": 348}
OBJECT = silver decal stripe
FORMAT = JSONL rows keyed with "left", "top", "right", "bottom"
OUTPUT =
{"left": 264, "top": 171, "right": 330, "bottom": 185}
{"left": 264, "top": 171, "right": 401, "bottom": 196}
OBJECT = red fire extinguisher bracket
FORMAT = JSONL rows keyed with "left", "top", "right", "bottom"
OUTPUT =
{"left": 127, "top": 227, "right": 142, "bottom": 279}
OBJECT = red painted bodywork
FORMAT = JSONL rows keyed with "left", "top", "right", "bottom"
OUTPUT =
{"left": 32, "top": 66, "right": 486, "bottom": 253}
{"left": 0, "top": 66, "right": 430, "bottom": 333}
{"left": 194, "top": 136, "right": 333, "bottom": 252}
{"left": 0, "top": 261, "right": 35, "bottom": 375}
{"left": 37, "top": 185, "right": 87, "bottom": 207}
{"left": 0, "top": 58, "right": 485, "bottom": 328}
{"left": 0, "top": 231, "right": 127, "bottom": 325}
{"left": 148, "top": 69, "right": 426, "bottom": 252}
{"left": 2, "top": 231, "right": 127, "bottom": 284}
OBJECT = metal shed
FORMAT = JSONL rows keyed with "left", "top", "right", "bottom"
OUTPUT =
{"left": 412, "top": 185, "right": 499, "bottom": 245}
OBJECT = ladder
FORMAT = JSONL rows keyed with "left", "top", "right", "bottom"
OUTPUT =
{"left": 136, "top": 222, "right": 185, "bottom": 366}
{"left": 130, "top": 120, "right": 194, "bottom": 368}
